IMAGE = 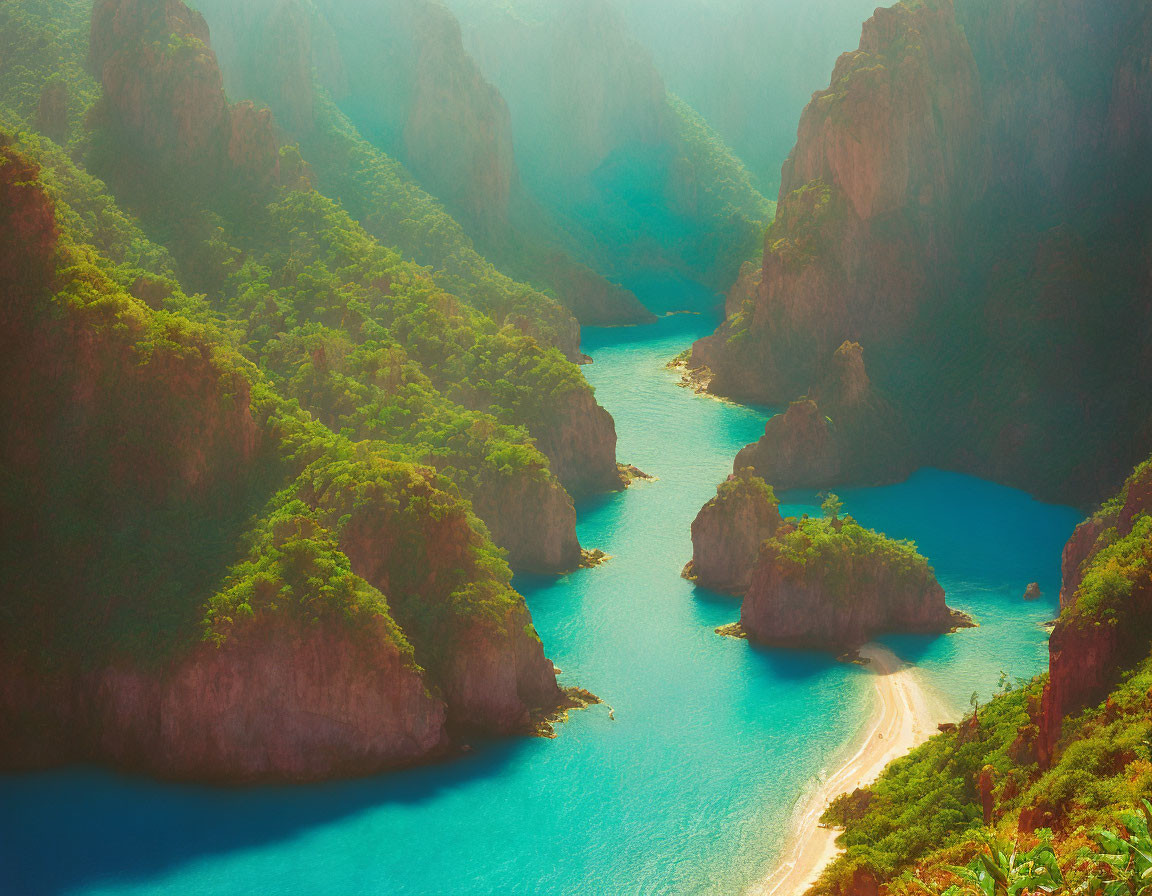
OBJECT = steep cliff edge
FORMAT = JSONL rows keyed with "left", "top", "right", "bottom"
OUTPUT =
{"left": 79, "top": 0, "right": 623, "bottom": 569}
{"left": 733, "top": 342, "right": 910, "bottom": 490}
{"left": 695, "top": 0, "right": 1152, "bottom": 505}
{"left": 0, "top": 131, "right": 565, "bottom": 780}
{"left": 529, "top": 388, "right": 625, "bottom": 499}
{"left": 1038, "top": 461, "right": 1152, "bottom": 766}
{"left": 685, "top": 470, "right": 783, "bottom": 594}
{"left": 740, "top": 515, "right": 965, "bottom": 650}
{"left": 89, "top": 0, "right": 282, "bottom": 196}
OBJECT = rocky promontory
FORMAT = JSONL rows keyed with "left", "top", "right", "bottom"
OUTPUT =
{"left": 692, "top": 0, "right": 1152, "bottom": 506}
{"left": 0, "top": 137, "right": 566, "bottom": 783}
{"left": 732, "top": 342, "right": 909, "bottom": 491}
{"left": 741, "top": 514, "right": 967, "bottom": 650}
{"left": 1038, "top": 461, "right": 1152, "bottom": 766}
{"left": 685, "top": 469, "right": 783, "bottom": 594}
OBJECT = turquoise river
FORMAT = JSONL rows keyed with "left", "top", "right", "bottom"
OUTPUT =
{"left": 0, "top": 279, "right": 1084, "bottom": 896}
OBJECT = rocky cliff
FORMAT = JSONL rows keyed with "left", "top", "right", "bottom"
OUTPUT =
{"left": 0, "top": 139, "right": 565, "bottom": 782}
{"left": 90, "top": 0, "right": 282, "bottom": 195}
{"left": 472, "top": 474, "right": 582, "bottom": 573}
{"left": 740, "top": 516, "right": 964, "bottom": 650}
{"left": 733, "top": 342, "right": 909, "bottom": 490}
{"left": 0, "top": 620, "right": 447, "bottom": 781}
{"left": 532, "top": 388, "right": 626, "bottom": 499}
{"left": 694, "top": 0, "right": 1152, "bottom": 505}
{"left": 1038, "top": 461, "right": 1152, "bottom": 767}
{"left": 686, "top": 470, "right": 783, "bottom": 594}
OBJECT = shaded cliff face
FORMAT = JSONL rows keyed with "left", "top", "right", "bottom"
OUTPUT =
{"left": 531, "top": 388, "right": 625, "bottom": 499}
{"left": 472, "top": 474, "right": 582, "bottom": 574}
{"left": 740, "top": 517, "right": 961, "bottom": 650}
{"left": 696, "top": 0, "right": 1152, "bottom": 505}
{"left": 687, "top": 471, "right": 782, "bottom": 594}
{"left": 0, "top": 620, "right": 447, "bottom": 782}
{"left": 1039, "top": 462, "right": 1152, "bottom": 766}
{"left": 90, "top": 0, "right": 281, "bottom": 194}
{"left": 733, "top": 342, "right": 911, "bottom": 491}
{"left": 0, "top": 139, "right": 565, "bottom": 781}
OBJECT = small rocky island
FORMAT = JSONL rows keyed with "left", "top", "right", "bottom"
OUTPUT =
{"left": 688, "top": 474, "right": 969, "bottom": 650}
{"left": 684, "top": 469, "right": 783, "bottom": 593}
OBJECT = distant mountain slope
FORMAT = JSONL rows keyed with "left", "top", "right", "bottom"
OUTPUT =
{"left": 446, "top": 0, "right": 775, "bottom": 290}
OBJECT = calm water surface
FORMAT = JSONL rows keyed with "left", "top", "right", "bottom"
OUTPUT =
{"left": 0, "top": 281, "right": 1083, "bottom": 896}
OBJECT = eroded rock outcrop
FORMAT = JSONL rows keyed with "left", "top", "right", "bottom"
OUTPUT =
{"left": 686, "top": 470, "right": 783, "bottom": 594}
{"left": 1038, "top": 462, "right": 1152, "bottom": 767}
{"left": 471, "top": 474, "right": 582, "bottom": 574}
{"left": 734, "top": 342, "right": 909, "bottom": 490}
{"left": 740, "top": 516, "right": 966, "bottom": 650}
{"left": 534, "top": 388, "right": 625, "bottom": 498}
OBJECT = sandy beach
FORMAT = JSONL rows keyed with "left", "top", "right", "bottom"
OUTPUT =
{"left": 747, "top": 644, "right": 948, "bottom": 896}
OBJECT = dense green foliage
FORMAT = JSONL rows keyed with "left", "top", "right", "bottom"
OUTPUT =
{"left": 1071, "top": 515, "right": 1152, "bottom": 626}
{"left": 714, "top": 468, "right": 779, "bottom": 507}
{"left": 945, "top": 836, "right": 1064, "bottom": 896}
{"left": 813, "top": 461, "right": 1152, "bottom": 896}
{"left": 0, "top": 0, "right": 599, "bottom": 699}
{"left": 818, "top": 653, "right": 1152, "bottom": 894}
{"left": 297, "top": 94, "right": 579, "bottom": 353}
{"left": 770, "top": 515, "right": 934, "bottom": 591}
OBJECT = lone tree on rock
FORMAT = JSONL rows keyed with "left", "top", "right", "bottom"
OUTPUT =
{"left": 821, "top": 492, "right": 844, "bottom": 522}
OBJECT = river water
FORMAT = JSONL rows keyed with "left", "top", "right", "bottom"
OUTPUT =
{"left": 0, "top": 279, "right": 1083, "bottom": 896}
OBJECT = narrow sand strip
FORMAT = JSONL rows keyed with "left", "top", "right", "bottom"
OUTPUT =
{"left": 747, "top": 644, "right": 947, "bottom": 896}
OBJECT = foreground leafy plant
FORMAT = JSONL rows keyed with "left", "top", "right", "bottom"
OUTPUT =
{"left": 944, "top": 837, "right": 1063, "bottom": 896}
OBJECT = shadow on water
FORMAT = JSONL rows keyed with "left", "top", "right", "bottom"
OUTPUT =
{"left": 0, "top": 736, "right": 533, "bottom": 896}
{"left": 744, "top": 642, "right": 853, "bottom": 683}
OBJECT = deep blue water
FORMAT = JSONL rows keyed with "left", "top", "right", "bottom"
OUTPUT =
{"left": 0, "top": 286, "right": 1083, "bottom": 896}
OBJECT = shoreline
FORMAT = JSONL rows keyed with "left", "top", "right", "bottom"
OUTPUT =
{"left": 747, "top": 644, "right": 949, "bottom": 896}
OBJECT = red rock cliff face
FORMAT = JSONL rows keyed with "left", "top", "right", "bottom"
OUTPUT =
{"left": 0, "top": 142, "right": 57, "bottom": 295}
{"left": 1039, "top": 464, "right": 1152, "bottom": 766}
{"left": 472, "top": 474, "right": 582, "bottom": 574}
{"left": 734, "top": 342, "right": 910, "bottom": 490}
{"left": 333, "top": 479, "right": 563, "bottom": 734}
{"left": 737, "top": 399, "right": 842, "bottom": 489}
{"left": 741, "top": 535, "right": 957, "bottom": 650}
{"left": 0, "top": 620, "right": 446, "bottom": 782}
{"left": 688, "top": 473, "right": 783, "bottom": 594}
{"left": 401, "top": 2, "right": 517, "bottom": 229}
{"left": 695, "top": 0, "right": 1152, "bottom": 505}
{"left": 533, "top": 389, "right": 624, "bottom": 499}
{"left": 693, "top": 0, "right": 984, "bottom": 403}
